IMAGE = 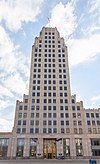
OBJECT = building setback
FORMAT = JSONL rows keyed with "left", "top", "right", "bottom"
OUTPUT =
{"left": 0, "top": 27, "right": 100, "bottom": 159}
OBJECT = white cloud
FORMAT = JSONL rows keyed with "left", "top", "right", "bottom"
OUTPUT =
{"left": 91, "top": 95, "right": 100, "bottom": 101}
{"left": 0, "top": 99, "right": 11, "bottom": 110}
{"left": 0, "top": 118, "right": 12, "bottom": 132}
{"left": 0, "top": 85, "right": 14, "bottom": 98}
{"left": 48, "top": 1, "right": 77, "bottom": 38}
{"left": 89, "top": 0, "right": 100, "bottom": 13}
{"left": 3, "top": 72, "right": 28, "bottom": 96}
{"left": 0, "top": 0, "right": 44, "bottom": 31}
{"left": 0, "top": 25, "right": 29, "bottom": 110}
{"left": 68, "top": 34, "right": 100, "bottom": 66}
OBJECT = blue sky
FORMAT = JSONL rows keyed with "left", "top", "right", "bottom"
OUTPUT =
{"left": 0, "top": 0, "right": 100, "bottom": 132}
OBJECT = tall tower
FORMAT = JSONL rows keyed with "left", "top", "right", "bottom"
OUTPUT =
{"left": 28, "top": 26, "right": 71, "bottom": 134}
{"left": 0, "top": 27, "right": 100, "bottom": 159}
{"left": 12, "top": 27, "right": 85, "bottom": 159}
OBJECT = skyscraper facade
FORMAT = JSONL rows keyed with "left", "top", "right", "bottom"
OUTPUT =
{"left": 0, "top": 27, "right": 100, "bottom": 159}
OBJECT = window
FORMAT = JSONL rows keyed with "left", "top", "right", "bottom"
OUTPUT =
{"left": 30, "top": 120, "right": 34, "bottom": 125}
{"left": 44, "top": 86, "right": 47, "bottom": 90}
{"left": 91, "top": 113, "right": 94, "bottom": 118}
{"left": 31, "top": 113, "right": 34, "bottom": 118}
{"left": 32, "top": 99, "right": 35, "bottom": 103}
{"left": 36, "top": 120, "right": 39, "bottom": 126}
{"left": 33, "top": 80, "right": 36, "bottom": 84}
{"left": 92, "top": 120, "right": 95, "bottom": 125}
{"left": 22, "top": 128, "right": 26, "bottom": 134}
{"left": 32, "top": 92, "right": 35, "bottom": 96}
{"left": 60, "top": 99, "right": 63, "bottom": 103}
{"left": 48, "top": 106, "right": 51, "bottom": 110}
{"left": 61, "top": 121, "right": 64, "bottom": 125}
{"left": 53, "top": 99, "right": 56, "bottom": 103}
{"left": 37, "top": 92, "right": 40, "bottom": 96}
{"left": 36, "top": 106, "right": 40, "bottom": 110}
{"left": 53, "top": 121, "right": 57, "bottom": 125}
{"left": 53, "top": 128, "right": 57, "bottom": 133}
{"left": 53, "top": 113, "right": 56, "bottom": 118}
{"left": 30, "top": 128, "right": 34, "bottom": 134}
{"left": 48, "top": 113, "right": 52, "bottom": 118}
{"left": 66, "top": 128, "right": 70, "bottom": 133}
{"left": 65, "top": 113, "right": 69, "bottom": 118}
{"left": 64, "top": 93, "right": 67, "bottom": 97}
{"left": 18, "top": 120, "right": 21, "bottom": 125}
{"left": 61, "top": 113, "right": 64, "bottom": 118}
{"left": 60, "top": 93, "right": 63, "bottom": 97}
{"left": 48, "top": 86, "right": 51, "bottom": 90}
{"left": 48, "top": 120, "right": 52, "bottom": 125}
{"left": 72, "top": 99, "right": 75, "bottom": 103}
{"left": 65, "top": 99, "right": 68, "bottom": 103}
{"left": 44, "top": 99, "right": 47, "bottom": 103}
{"left": 53, "top": 93, "right": 56, "bottom": 97}
{"left": 18, "top": 113, "right": 22, "bottom": 118}
{"left": 73, "top": 113, "right": 76, "bottom": 118}
{"left": 77, "top": 106, "right": 80, "bottom": 110}
{"left": 35, "top": 128, "right": 39, "bottom": 134}
{"left": 77, "top": 113, "right": 81, "bottom": 118}
{"left": 17, "top": 128, "right": 20, "bottom": 133}
{"left": 43, "top": 128, "right": 46, "bottom": 133}
{"left": 65, "top": 106, "right": 68, "bottom": 110}
{"left": 53, "top": 80, "right": 56, "bottom": 84}
{"left": 48, "top": 99, "right": 51, "bottom": 103}
{"left": 72, "top": 106, "right": 75, "bottom": 110}
{"left": 53, "top": 106, "right": 56, "bottom": 110}
{"left": 48, "top": 128, "right": 52, "bottom": 133}
{"left": 79, "top": 128, "right": 83, "bottom": 134}
{"left": 61, "top": 128, "right": 64, "bottom": 133}
{"left": 53, "top": 86, "right": 56, "bottom": 90}
{"left": 87, "top": 120, "right": 91, "bottom": 125}
{"left": 78, "top": 121, "right": 82, "bottom": 126}
{"left": 23, "top": 120, "right": 26, "bottom": 125}
{"left": 73, "top": 120, "right": 77, "bottom": 126}
{"left": 43, "top": 113, "right": 47, "bottom": 118}
{"left": 37, "top": 86, "right": 40, "bottom": 90}
{"left": 31, "top": 106, "right": 35, "bottom": 110}
{"left": 60, "top": 106, "right": 63, "bottom": 110}
{"left": 86, "top": 113, "right": 90, "bottom": 118}
{"left": 43, "top": 120, "right": 46, "bottom": 126}
{"left": 23, "top": 113, "right": 27, "bottom": 118}
{"left": 19, "top": 106, "right": 23, "bottom": 110}
{"left": 64, "top": 87, "right": 67, "bottom": 90}
{"left": 43, "top": 106, "right": 47, "bottom": 110}
{"left": 66, "top": 121, "right": 69, "bottom": 126}
{"left": 36, "top": 113, "right": 39, "bottom": 118}
{"left": 96, "top": 113, "right": 99, "bottom": 118}
{"left": 97, "top": 121, "right": 100, "bottom": 125}
{"left": 37, "top": 99, "right": 40, "bottom": 103}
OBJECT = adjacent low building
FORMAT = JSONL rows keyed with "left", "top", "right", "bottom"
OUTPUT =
{"left": 0, "top": 27, "right": 100, "bottom": 159}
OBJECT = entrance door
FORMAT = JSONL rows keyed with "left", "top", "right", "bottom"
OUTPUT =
{"left": 43, "top": 139, "right": 56, "bottom": 159}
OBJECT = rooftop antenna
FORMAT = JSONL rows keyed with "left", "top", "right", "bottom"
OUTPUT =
{"left": 47, "top": 17, "right": 50, "bottom": 27}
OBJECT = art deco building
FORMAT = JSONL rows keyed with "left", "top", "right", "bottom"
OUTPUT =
{"left": 0, "top": 27, "right": 100, "bottom": 159}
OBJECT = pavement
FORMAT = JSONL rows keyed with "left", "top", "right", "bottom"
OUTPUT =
{"left": 0, "top": 159, "right": 100, "bottom": 164}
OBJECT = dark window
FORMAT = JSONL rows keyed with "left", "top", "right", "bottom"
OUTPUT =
{"left": 86, "top": 113, "right": 90, "bottom": 118}
{"left": 91, "top": 113, "right": 94, "bottom": 118}
{"left": 72, "top": 106, "right": 75, "bottom": 110}
{"left": 65, "top": 106, "right": 68, "bottom": 110}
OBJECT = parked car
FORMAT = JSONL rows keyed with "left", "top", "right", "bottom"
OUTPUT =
{"left": 89, "top": 159, "right": 97, "bottom": 164}
{"left": 57, "top": 155, "right": 65, "bottom": 160}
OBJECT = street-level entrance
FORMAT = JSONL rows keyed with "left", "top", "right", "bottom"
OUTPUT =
{"left": 43, "top": 139, "right": 56, "bottom": 159}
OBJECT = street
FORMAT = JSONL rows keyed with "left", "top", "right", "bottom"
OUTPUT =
{"left": 0, "top": 159, "right": 100, "bottom": 164}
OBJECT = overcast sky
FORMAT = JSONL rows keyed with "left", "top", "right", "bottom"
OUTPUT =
{"left": 0, "top": 0, "right": 100, "bottom": 132}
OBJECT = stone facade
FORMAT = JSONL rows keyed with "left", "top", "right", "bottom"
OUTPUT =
{"left": 0, "top": 27, "right": 100, "bottom": 159}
